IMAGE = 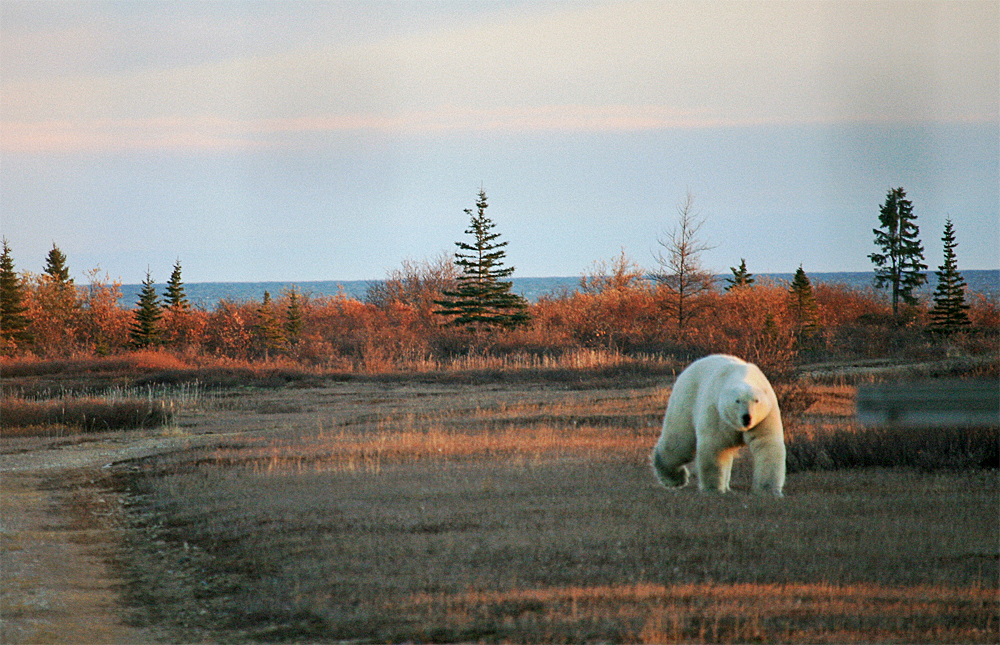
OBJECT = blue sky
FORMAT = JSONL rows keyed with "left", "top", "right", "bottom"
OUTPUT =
{"left": 2, "top": 1, "right": 997, "bottom": 283}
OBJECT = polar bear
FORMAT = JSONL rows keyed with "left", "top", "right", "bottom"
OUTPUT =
{"left": 651, "top": 354, "right": 785, "bottom": 496}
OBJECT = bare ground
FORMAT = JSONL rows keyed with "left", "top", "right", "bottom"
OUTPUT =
{"left": 1, "top": 460, "right": 156, "bottom": 644}
{"left": 0, "top": 429, "right": 255, "bottom": 644}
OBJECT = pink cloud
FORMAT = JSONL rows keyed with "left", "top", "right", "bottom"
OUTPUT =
{"left": 0, "top": 106, "right": 747, "bottom": 154}
{"left": 4, "top": 104, "right": 993, "bottom": 155}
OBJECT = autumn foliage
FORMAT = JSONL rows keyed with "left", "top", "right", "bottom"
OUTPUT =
{"left": 2, "top": 263, "right": 997, "bottom": 378}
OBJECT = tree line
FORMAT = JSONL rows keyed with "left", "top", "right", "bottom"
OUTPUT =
{"left": 0, "top": 187, "right": 990, "bottom": 370}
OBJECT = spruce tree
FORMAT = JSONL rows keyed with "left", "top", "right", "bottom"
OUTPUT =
{"left": 284, "top": 286, "right": 304, "bottom": 345}
{"left": 256, "top": 290, "right": 286, "bottom": 357}
{"left": 928, "top": 218, "right": 971, "bottom": 334}
{"left": 41, "top": 242, "right": 77, "bottom": 311}
{"left": 788, "top": 265, "right": 819, "bottom": 337}
{"left": 725, "top": 258, "right": 755, "bottom": 291}
{"left": 869, "top": 187, "right": 927, "bottom": 316}
{"left": 130, "top": 270, "right": 162, "bottom": 348}
{"left": 434, "top": 189, "right": 529, "bottom": 330}
{"left": 164, "top": 259, "right": 189, "bottom": 309}
{"left": 0, "top": 239, "right": 33, "bottom": 351}
{"left": 36, "top": 243, "right": 79, "bottom": 352}
{"left": 43, "top": 243, "right": 72, "bottom": 285}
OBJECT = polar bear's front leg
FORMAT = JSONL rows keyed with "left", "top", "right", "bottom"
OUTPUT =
{"left": 747, "top": 431, "right": 786, "bottom": 497}
{"left": 696, "top": 444, "right": 740, "bottom": 493}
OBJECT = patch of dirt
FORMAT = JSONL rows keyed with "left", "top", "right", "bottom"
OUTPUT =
{"left": 0, "top": 471, "right": 153, "bottom": 644}
{"left": 0, "top": 430, "right": 245, "bottom": 645}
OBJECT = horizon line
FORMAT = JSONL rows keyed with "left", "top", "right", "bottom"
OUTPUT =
{"left": 116, "top": 269, "right": 998, "bottom": 286}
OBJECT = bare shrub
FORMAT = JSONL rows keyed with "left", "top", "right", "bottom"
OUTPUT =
{"left": 651, "top": 191, "right": 717, "bottom": 334}
{"left": 365, "top": 252, "right": 458, "bottom": 314}
{"left": 580, "top": 248, "right": 647, "bottom": 295}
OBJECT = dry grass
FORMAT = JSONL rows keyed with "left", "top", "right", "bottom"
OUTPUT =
{"left": 105, "top": 380, "right": 998, "bottom": 644}
{"left": 223, "top": 424, "right": 653, "bottom": 475}
{"left": 787, "top": 421, "right": 999, "bottom": 472}
{"left": 785, "top": 384, "right": 999, "bottom": 471}
{"left": 114, "top": 461, "right": 998, "bottom": 644}
{"left": 403, "top": 582, "right": 997, "bottom": 644}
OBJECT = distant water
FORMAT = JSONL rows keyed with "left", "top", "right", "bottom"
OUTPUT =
{"left": 119, "top": 270, "right": 999, "bottom": 309}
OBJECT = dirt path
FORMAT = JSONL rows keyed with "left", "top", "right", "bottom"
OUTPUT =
{"left": 0, "top": 431, "right": 244, "bottom": 645}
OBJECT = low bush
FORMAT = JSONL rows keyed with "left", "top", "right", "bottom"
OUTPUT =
{"left": 0, "top": 396, "right": 173, "bottom": 433}
{"left": 787, "top": 423, "right": 999, "bottom": 472}
{"left": 0, "top": 350, "right": 188, "bottom": 378}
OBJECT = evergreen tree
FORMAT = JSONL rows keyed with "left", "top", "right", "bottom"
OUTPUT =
{"left": 869, "top": 187, "right": 927, "bottom": 316}
{"left": 164, "top": 259, "right": 189, "bottom": 309}
{"left": 725, "top": 258, "right": 755, "bottom": 291}
{"left": 130, "top": 270, "right": 162, "bottom": 348}
{"left": 0, "top": 239, "right": 33, "bottom": 352}
{"left": 284, "top": 286, "right": 304, "bottom": 345}
{"left": 435, "top": 189, "right": 530, "bottom": 330}
{"left": 788, "top": 265, "right": 819, "bottom": 337}
{"left": 43, "top": 243, "right": 72, "bottom": 285}
{"left": 255, "top": 290, "right": 286, "bottom": 357}
{"left": 35, "top": 243, "right": 80, "bottom": 353}
{"left": 928, "top": 218, "right": 971, "bottom": 334}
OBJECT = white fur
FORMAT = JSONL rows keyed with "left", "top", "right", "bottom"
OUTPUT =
{"left": 651, "top": 354, "right": 786, "bottom": 496}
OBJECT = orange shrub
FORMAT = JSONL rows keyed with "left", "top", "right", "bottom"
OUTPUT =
{"left": 8, "top": 261, "right": 996, "bottom": 375}
{"left": 680, "top": 284, "right": 799, "bottom": 378}
{"left": 160, "top": 307, "right": 208, "bottom": 351}
{"left": 814, "top": 283, "right": 888, "bottom": 327}
{"left": 77, "top": 270, "right": 132, "bottom": 355}
{"left": 203, "top": 300, "right": 258, "bottom": 359}
{"left": 530, "top": 282, "right": 666, "bottom": 353}
{"left": 22, "top": 273, "right": 82, "bottom": 357}
{"left": 967, "top": 293, "right": 999, "bottom": 329}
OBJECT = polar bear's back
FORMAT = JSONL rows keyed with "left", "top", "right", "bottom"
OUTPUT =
{"left": 669, "top": 354, "right": 749, "bottom": 414}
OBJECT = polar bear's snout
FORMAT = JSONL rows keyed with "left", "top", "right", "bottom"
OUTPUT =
{"left": 741, "top": 412, "right": 752, "bottom": 427}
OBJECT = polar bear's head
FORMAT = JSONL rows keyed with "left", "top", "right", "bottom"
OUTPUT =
{"left": 720, "top": 382, "right": 772, "bottom": 431}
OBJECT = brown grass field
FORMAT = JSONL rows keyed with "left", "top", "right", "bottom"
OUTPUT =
{"left": 1, "top": 353, "right": 997, "bottom": 644}
{"left": 39, "top": 374, "right": 985, "bottom": 645}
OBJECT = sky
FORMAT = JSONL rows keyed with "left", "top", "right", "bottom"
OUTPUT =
{"left": 2, "top": 0, "right": 998, "bottom": 284}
